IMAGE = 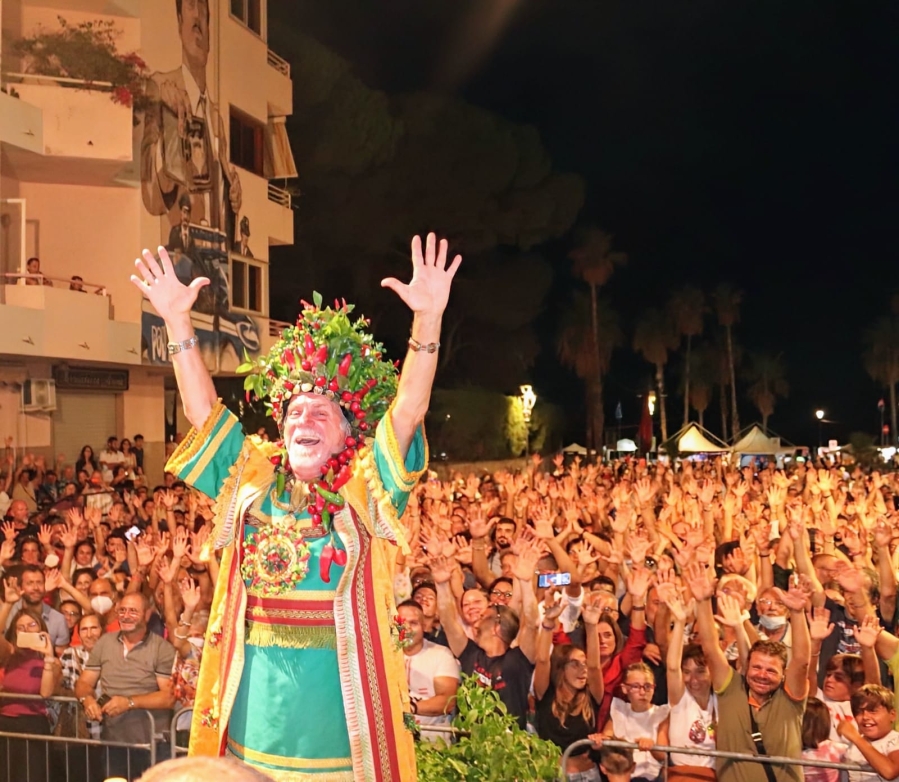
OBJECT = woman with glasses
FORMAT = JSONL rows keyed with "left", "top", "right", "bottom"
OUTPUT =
{"left": 596, "top": 662, "right": 669, "bottom": 782}
{"left": 0, "top": 597, "right": 62, "bottom": 782}
{"left": 487, "top": 576, "right": 515, "bottom": 607}
{"left": 535, "top": 590, "right": 605, "bottom": 782}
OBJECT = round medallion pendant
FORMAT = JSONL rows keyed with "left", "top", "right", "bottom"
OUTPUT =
{"left": 242, "top": 527, "right": 311, "bottom": 595}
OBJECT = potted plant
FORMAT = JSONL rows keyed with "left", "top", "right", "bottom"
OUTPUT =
{"left": 415, "top": 674, "right": 561, "bottom": 781}
{"left": 10, "top": 16, "right": 149, "bottom": 116}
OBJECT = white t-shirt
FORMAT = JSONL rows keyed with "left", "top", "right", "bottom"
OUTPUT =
{"left": 816, "top": 687, "right": 854, "bottom": 743}
{"left": 609, "top": 698, "right": 670, "bottom": 780}
{"left": 99, "top": 449, "right": 124, "bottom": 482}
{"left": 668, "top": 689, "right": 717, "bottom": 768}
{"left": 0, "top": 491, "right": 9, "bottom": 519}
{"left": 404, "top": 639, "right": 461, "bottom": 742}
{"left": 846, "top": 729, "right": 899, "bottom": 782}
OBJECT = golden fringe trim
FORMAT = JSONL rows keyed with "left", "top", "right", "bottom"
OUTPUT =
{"left": 376, "top": 402, "right": 429, "bottom": 488}
{"left": 358, "top": 447, "right": 411, "bottom": 556}
{"left": 165, "top": 400, "right": 229, "bottom": 476}
{"left": 246, "top": 620, "right": 337, "bottom": 649}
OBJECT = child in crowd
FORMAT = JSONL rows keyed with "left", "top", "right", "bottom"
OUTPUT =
{"left": 598, "top": 744, "right": 636, "bottom": 782}
{"left": 836, "top": 684, "right": 899, "bottom": 782}
{"left": 802, "top": 697, "right": 847, "bottom": 782}
{"left": 598, "top": 662, "right": 669, "bottom": 782}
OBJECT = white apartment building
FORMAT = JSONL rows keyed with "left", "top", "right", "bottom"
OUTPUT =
{"left": 0, "top": 0, "right": 295, "bottom": 482}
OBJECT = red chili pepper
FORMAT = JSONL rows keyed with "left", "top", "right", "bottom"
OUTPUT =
{"left": 316, "top": 344, "right": 329, "bottom": 364}
{"left": 304, "top": 334, "right": 315, "bottom": 356}
{"left": 320, "top": 544, "right": 334, "bottom": 583}
{"left": 282, "top": 350, "right": 295, "bottom": 370}
{"left": 245, "top": 390, "right": 252, "bottom": 403}
{"left": 331, "top": 466, "right": 352, "bottom": 492}
{"left": 328, "top": 378, "right": 340, "bottom": 392}
{"left": 333, "top": 547, "right": 347, "bottom": 567}
{"left": 337, "top": 353, "right": 353, "bottom": 377}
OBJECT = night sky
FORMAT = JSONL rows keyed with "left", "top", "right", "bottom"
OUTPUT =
{"left": 269, "top": 0, "right": 899, "bottom": 448}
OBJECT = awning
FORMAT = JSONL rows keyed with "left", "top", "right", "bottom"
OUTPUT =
{"left": 264, "top": 117, "right": 298, "bottom": 179}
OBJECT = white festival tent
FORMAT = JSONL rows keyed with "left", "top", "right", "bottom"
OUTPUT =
{"left": 731, "top": 424, "right": 796, "bottom": 458}
{"left": 660, "top": 423, "right": 730, "bottom": 455}
{"left": 562, "top": 442, "right": 588, "bottom": 455}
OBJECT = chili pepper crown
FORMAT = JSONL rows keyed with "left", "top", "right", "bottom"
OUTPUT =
{"left": 239, "top": 291, "right": 399, "bottom": 440}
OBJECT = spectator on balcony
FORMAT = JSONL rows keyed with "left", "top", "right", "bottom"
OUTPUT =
{"left": 24, "top": 256, "right": 52, "bottom": 286}
{"left": 238, "top": 215, "right": 254, "bottom": 258}
{"left": 70, "top": 275, "right": 87, "bottom": 292}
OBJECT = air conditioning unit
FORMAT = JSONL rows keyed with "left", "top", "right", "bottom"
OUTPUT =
{"left": 21, "top": 379, "right": 56, "bottom": 412}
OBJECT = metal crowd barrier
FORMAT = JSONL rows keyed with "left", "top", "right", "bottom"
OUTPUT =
{"left": 559, "top": 738, "right": 872, "bottom": 782}
{"left": 0, "top": 692, "right": 160, "bottom": 782}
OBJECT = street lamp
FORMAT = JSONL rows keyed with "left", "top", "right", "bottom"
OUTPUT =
{"left": 879, "top": 399, "right": 886, "bottom": 447}
{"left": 815, "top": 409, "right": 825, "bottom": 450}
{"left": 520, "top": 384, "right": 537, "bottom": 458}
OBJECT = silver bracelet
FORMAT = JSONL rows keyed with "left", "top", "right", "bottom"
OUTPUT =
{"left": 408, "top": 336, "right": 439, "bottom": 353}
{"left": 167, "top": 336, "right": 199, "bottom": 355}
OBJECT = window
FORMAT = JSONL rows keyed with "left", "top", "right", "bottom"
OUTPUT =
{"left": 230, "top": 109, "right": 264, "bottom": 176}
{"left": 232, "top": 257, "right": 264, "bottom": 313}
{"left": 231, "top": 0, "right": 262, "bottom": 36}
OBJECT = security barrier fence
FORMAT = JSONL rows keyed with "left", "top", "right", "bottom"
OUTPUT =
{"left": 0, "top": 697, "right": 879, "bottom": 782}
{"left": 560, "top": 737, "right": 872, "bottom": 782}
{"left": 0, "top": 693, "right": 159, "bottom": 782}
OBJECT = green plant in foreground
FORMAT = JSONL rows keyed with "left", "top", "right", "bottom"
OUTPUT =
{"left": 415, "top": 674, "right": 560, "bottom": 781}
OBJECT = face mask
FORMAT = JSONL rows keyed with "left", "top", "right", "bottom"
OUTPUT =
{"left": 759, "top": 614, "right": 787, "bottom": 630}
{"left": 44, "top": 554, "right": 60, "bottom": 569}
{"left": 90, "top": 596, "right": 114, "bottom": 615}
{"left": 187, "top": 636, "right": 204, "bottom": 649}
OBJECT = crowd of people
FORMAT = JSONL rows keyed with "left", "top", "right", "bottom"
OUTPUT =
{"left": 2, "top": 438, "right": 899, "bottom": 781}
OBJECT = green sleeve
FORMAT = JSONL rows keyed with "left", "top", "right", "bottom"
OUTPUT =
{"left": 165, "top": 402, "right": 246, "bottom": 500}
{"left": 371, "top": 412, "right": 428, "bottom": 518}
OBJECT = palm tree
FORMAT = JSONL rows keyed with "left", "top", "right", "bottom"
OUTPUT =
{"left": 744, "top": 352, "right": 790, "bottom": 430}
{"left": 557, "top": 292, "right": 621, "bottom": 452}
{"left": 712, "top": 283, "right": 743, "bottom": 439}
{"left": 667, "top": 285, "right": 706, "bottom": 428}
{"left": 568, "top": 229, "right": 627, "bottom": 449}
{"left": 863, "top": 315, "right": 899, "bottom": 446}
{"left": 687, "top": 344, "right": 716, "bottom": 428}
{"left": 633, "top": 308, "right": 679, "bottom": 442}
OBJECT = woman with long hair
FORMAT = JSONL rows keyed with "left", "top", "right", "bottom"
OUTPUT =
{"left": 595, "top": 567, "right": 651, "bottom": 728}
{"left": 536, "top": 590, "right": 604, "bottom": 781}
{"left": 0, "top": 595, "right": 62, "bottom": 782}
{"left": 75, "top": 445, "right": 98, "bottom": 477}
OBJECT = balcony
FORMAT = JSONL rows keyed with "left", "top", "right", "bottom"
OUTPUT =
{"left": 0, "top": 91, "right": 42, "bottom": 153}
{"left": 0, "top": 275, "right": 141, "bottom": 365}
{"left": 0, "top": 79, "right": 135, "bottom": 186}
{"left": 18, "top": 0, "right": 139, "bottom": 16}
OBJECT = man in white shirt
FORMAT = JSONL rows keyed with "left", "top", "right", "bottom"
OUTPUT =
{"left": 99, "top": 436, "right": 125, "bottom": 484}
{"left": 398, "top": 601, "right": 460, "bottom": 742}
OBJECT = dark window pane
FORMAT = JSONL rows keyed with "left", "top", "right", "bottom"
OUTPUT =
{"left": 231, "top": 0, "right": 244, "bottom": 20}
{"left": 248, "top": 265, "right": 262, "bottom": 312}
{"left": 248, "top": 0, "right": 262, "bottom": 34}
{"left": 229, "top": 109, "right": 264, "bottom": 176}
{"left": 232, "top": 259, "right": 246, "bottom": 309}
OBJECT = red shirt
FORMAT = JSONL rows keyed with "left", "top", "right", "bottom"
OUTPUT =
{"left": 598, "top": 625, "right": 647, "bottom": 728}
{"left": 0, "top": 653, "right": 47, "bottom": 718}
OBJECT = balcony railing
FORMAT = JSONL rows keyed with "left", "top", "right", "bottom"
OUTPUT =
{"left": 267, "top": 182, "right": 292, "bottom": 209}
{"left": 2, "top": 273, "right": 108, "bottom": 295}
{"left": 268, "top": 319, "right": 292, "bottom": 337}
{"left": 267, "top": 49, "right": 291, "bottom": 78}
